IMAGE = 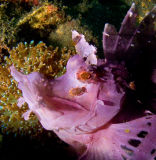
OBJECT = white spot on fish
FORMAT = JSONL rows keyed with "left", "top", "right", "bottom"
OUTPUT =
{"left": 129, "top": 11, "right": 133, "bottom": 17}
{"left": 130, "top": 44, "right": 134, "bottom": 47}
{"left": 104, "top": 32, "right": 110, "bottom": 37}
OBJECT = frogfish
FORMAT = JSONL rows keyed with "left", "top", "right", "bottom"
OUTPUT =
{"left": 10, "top": 3, "right": 156, "bottom": 160}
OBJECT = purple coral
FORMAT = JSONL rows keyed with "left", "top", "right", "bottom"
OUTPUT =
{"left": 10, "top": 3, "right": 156, "bottom": 160}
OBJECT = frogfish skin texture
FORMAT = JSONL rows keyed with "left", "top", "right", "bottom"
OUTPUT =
{"left": 10, "top": 3, "right": 156, "bottom": 160}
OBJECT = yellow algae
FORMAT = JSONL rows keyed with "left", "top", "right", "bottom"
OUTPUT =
{"left": 17, "top": 3, "right": 65, "bottom": 30}
{"left": 0, "top": 43, "right": 10, "bottom": 63}
{"left": 49, "top": 19, "right": 98, "bottom": 49}
{"left": 0, "top": 42, "right": 75, "bottom": 136}
{"left": 8, "top": 42, "right": 75, "bottom": 77}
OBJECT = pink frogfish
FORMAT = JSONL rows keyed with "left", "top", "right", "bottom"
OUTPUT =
{"left": 10, "top": 3, "right": 156, "bottom": 160}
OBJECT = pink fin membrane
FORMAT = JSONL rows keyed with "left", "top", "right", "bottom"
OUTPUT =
{"left": 80, "top": 115, "right": 156, "bottom": 160}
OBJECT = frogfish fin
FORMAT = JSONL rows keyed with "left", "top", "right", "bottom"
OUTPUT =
{"left": 103, "top": 3, "right": 137, "bottom": 61}
{"left": 79, "top": 115, "right": 156, "bottom": 160}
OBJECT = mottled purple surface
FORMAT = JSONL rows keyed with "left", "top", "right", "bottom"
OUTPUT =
{"left": 103, "top": 3, "right": 137, "bottom": 60}
{"left": 10, "top": 3, "right": 156, "bottom": 160}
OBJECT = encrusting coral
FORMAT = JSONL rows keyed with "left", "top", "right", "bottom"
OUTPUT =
{"left": 0, "top": 41, "right": 75, "bottom": 136}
